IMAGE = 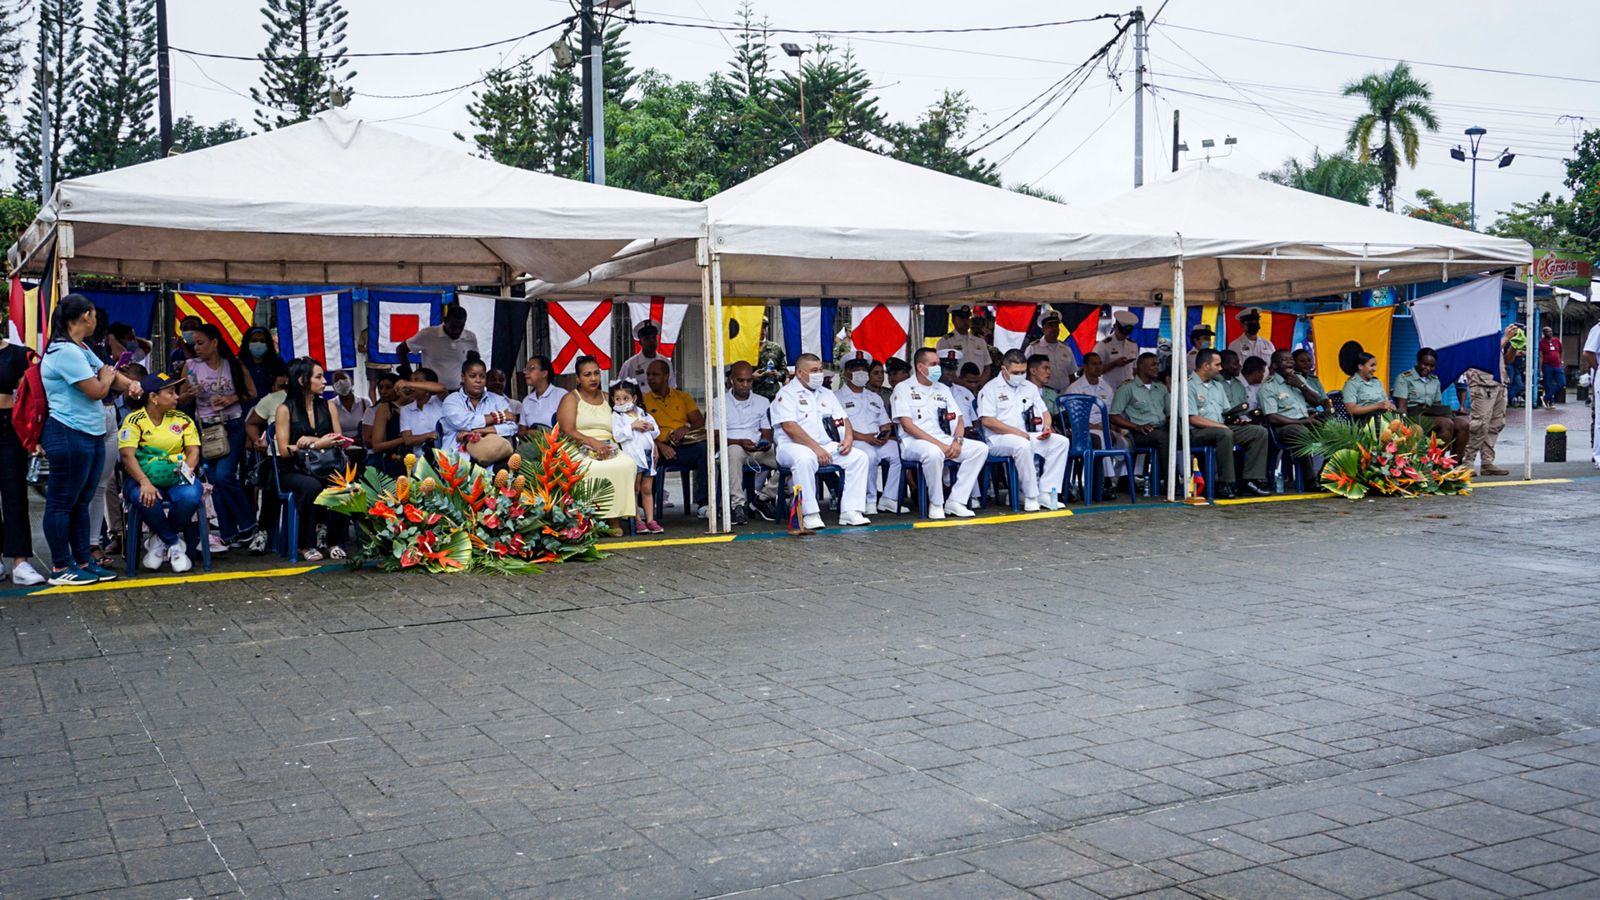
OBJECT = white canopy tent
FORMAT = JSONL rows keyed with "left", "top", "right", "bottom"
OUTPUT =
{"left": 8, "top": 109, "right": 707, "bottom": 286}
{"left": 532, "top": 139, "right": 1191, "bottom": 532}
{"left": 1079, "top": 164, "right": 1536, "bottom": 493}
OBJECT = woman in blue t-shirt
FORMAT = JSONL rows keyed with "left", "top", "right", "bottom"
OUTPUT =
{"left": 40, "top": 294, "right": 144, "bottom": 586}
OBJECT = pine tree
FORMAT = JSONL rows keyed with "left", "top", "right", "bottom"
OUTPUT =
{"left": 0, "top": 0, "right": 25, "bottom": 156}
{"left": 726, "top": 0, "right": 769, "bottom": 101}
{"left": 66, "top": 0, "right": 157, "bottom": 177}
{"left": 12, "top": 0, "right": 83, "bottom": 199}
{"left": 250, "top": 0, "right": 354, "bottom": 130}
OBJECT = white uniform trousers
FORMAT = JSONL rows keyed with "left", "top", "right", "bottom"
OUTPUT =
{"left": 899, "top": 436, "right": 988, "bottom": 509}
{"left": 851, "top": 440, "right": 902, "bottom": 506}
{"left": 775, "top": 440, "right": 870, "bottom": 516}
{"left": 986, "top": 432, "right": 1070, "bottom": 500}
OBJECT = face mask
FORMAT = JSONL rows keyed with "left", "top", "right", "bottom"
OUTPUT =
{"left": 849, "top": 371, "right": 869, "bottom": 387}
{"left": 332, "top": 379, "right": 353, "bottom": 397}
{"left": 181, "top": 330, "right": 196, "bottom": 345}
{"left": 1194, "top": 338, "right": 1211, "bottom": 349}
{"left": 615, "top": 400, "right": 634, "bottom": 413}
{"left": 1003, "top": 372, "right": 1024, "bottom": 388}
{"left": 248, "top": 342, "right": 267, "bottom": 358}
{"left": 800, "top": 372, "right": 819, "bottom": 389}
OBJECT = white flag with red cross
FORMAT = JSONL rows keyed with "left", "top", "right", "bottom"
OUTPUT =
{"left": 549, "top": 299, "right": 614, "bottom": 374}
{"left": 625, "top": 296, "right": 689, "bottom": 358}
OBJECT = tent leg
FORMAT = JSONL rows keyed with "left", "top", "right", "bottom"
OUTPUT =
{"left": 698, "top": 256, "right": 720, "bottom": 535}
{"left": 1524, "top": 272, "right": 1534, "bottom": 481}
{"left": 1168, "top": 258, "right": 1187, "bottom": 502}
{"left": 711, "top": 254, "right": 732, "bottom": 534}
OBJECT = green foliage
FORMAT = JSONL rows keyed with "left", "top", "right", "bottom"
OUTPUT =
{"left": 605, "top": 71, "right": 726, "bottom": 200}
{"left": 886, "top": 90, "right": 1000, "bottom": 186}
{"left": 0, "top": 192, "right": 38, "bottom": 247}
{"left": 1404, "top": 188, "right": 1472, "bottom": 229}
{"left": 1261, "top": 148, "right": 1381, "bottom": 206}
{"left": 1288, "top": 414, "right": 1470, "bottom": 499}
{"left": 12, "top": 0, "right": 83, "bottom": 199}
{"left": 66, "top": 0, "right": 157, "bottom": 177}
{"left": 1563, "top": 128, "right": 1600, "bottom": 253}
{"left": 251, "top": 0, "right": 355, "bottom": 130}
{"left": 1342, "top": 61, "right": 1440, "bottom": 212}
{"left": 1009, "top": 183, "right": 1064, "bottom": 203}
{"left": 1487, "top": 191, "right": 1591, "bottom": 255}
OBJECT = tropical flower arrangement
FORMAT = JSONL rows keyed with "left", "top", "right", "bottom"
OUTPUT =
{"left": 315, "top": 427, "right": 613, "bottom": 573}
{"left": 1288, "top": 415, "right": 1472, "bottom": 500}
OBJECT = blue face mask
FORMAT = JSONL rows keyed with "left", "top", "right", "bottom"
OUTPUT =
{"left": 248, "top": 342, "right": 268, "bottom": 359}
{"left": 181, "top": 330, "right": 197, "bottom": 345}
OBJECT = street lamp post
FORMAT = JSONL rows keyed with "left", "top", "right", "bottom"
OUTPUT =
{"left": 781, "top": 42, "right": 808, "bottom": 146}
{"left": 1450, "top": 126, "right": 1515, "bottom": 231}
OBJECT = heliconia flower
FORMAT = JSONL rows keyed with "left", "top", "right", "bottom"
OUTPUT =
{"left": 395, "top": 476, "right": 411, "bottom": 502}
{"left": 369, "top": 501, "right": 397, "bottom": 520}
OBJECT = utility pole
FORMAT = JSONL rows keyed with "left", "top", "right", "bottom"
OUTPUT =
{"left": 36, "top": 53, "right": 51, "bottom": 203}
{"left": 155, "top": 0, "right": 173, "bottom": 156}
{"left": 1132, "top": 5, "right": 1145, "bottom": 187}
{"left": 1170, "top": 108, "right": 1179, "bottom": 173}
{"left": 578, "top": 0, "right": 608, "bottom": 185}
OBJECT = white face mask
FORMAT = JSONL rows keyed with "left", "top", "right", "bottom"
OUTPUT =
{"left": 1003, "top": 372, "right": 1024, "bottom": 388}
{"left": 332, "top": 379, "right": 353, "bottom": 397}
{"left": 800, "top": 371, "right": 819, "bottom": 390}
{"left": 849, "top": 370, "right": 869, "bottom": 387}
{"left": 615, "top": 400, "right": 635, "bottom": 413}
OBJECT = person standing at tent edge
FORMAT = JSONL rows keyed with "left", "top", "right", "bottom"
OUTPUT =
{"left": 1228, "top": 308, "right": 1276, "bottom": 367}
{"left": 397, "top": 305, "right": 478, "bottom": 391}
{"left": 1582, "top": 321, "right": 1600, "bottom": 470}
{"left": 618, "top": 321, "right": 674, "bottom": 388}
{"left": 1462, "top": 324, "right": 1517, "bottom": 477}
{"left": 935, "top": 306, "right": 990, "bottom": 377}
{"left": 1094, "top": 310, "right": 1141, "bottom": 391}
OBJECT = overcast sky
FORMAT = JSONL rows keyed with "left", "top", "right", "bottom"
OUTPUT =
{"left": 151, "top": 0, "right": 1596, "bottom": 224}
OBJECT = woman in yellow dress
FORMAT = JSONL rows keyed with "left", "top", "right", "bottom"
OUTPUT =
{"left": 555, "top": 356, "right": 637, "bottom": 523}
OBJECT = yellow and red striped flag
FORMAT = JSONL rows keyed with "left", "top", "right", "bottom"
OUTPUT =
{"left": 173, "top": 292, "right": 257, "bottom": 353}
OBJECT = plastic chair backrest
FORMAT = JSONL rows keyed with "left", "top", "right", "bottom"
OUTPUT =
{"left": 1057, "top": 394, "right": 1099, "bottom": 454}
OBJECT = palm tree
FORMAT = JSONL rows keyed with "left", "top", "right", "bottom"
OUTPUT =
{"left": 1262, "top": 148, "right": 1382, "bottom": 206}
{"left": 1342, "top": 62, "right": 1440, "bottom": 212}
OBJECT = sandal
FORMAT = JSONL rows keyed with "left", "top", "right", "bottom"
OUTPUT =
{"left": 328, "top": 546, "right": 347, "bottom": 560}
{"left": 300, "top": 548, "right": 324, "bottom": 562}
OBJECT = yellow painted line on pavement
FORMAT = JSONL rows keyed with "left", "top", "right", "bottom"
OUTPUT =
{"left": 1471, "top": 478, "right": 1572, "bottom": 488}
{"left": 36, "top": 565, "right": 322, "bottom": 596}
{"left": 914, "top": 509, "right": 1075, "bottom": 529}
{"left": 1214, "top": 493, "right": 1337, "bottom": 506}
{"left": 596, "top": 534, "right": 736, "bottom": 551}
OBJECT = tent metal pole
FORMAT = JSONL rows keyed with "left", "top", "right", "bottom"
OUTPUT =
{"left": 712, "top": 253, "right": 733, "bottom": 533}
{"left": 698, "top": 246, "right": 719, "bottom": 534}
{"left": 1170, "top": 256, "right": 1187, "bottom": 502}
{"left": 1524, "top": 269, "right": 1534, "bottom": 481}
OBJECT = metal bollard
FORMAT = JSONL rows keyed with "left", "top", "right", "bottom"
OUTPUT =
{"left": 1545, "top": 424, "right": 1567, "bottom": 463}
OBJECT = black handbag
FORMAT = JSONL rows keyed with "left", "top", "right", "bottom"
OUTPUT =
{"left": 296, "top": 446, "right": 347, "bottom": 480}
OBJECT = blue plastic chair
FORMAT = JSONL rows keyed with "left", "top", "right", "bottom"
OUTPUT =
{"left": 1057, "top": 395, "right": 1138, "bottom": 506}
{"left": 898, "top": 457, "right": 966, "bottom": 517}
{"left": 123, "top": 467, "right": 213, "bottom": 576}
{"left": 745, "top": 460, "right": 844, "bottom": 516}
{"left": 972, "top": 427, "right": 1021, "bottom": 512}
{"left": 267, "top": 440, "right": 300, "bottom": 560}
{"left": 1142, "top": 443, "right": 1216, "bottom": 502}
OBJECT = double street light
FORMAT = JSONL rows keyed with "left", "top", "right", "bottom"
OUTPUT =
{"left": 781, "top": 42, "right": 808, "bottom": 145}
{"left": 1450, "top": 126, "right": 1515, "bottom": 231}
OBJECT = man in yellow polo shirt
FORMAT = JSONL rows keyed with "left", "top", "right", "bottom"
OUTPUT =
{"left": 642, "top": 360, "right": 708, "bottom": 516}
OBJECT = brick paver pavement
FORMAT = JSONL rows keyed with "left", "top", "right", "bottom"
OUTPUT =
{"left": 1, "top": 479, "right": 1597, "bottom": 898}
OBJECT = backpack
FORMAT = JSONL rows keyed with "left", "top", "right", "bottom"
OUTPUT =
{"left": 14, "top": 348, "right": 47, "bottom": 454}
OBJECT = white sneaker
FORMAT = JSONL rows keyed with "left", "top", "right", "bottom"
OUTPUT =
{"left": 696, "top": 505, "right": 709, "bottom": 519}
{"left": 876, "top": 498, "right": 907, "bottom": 514}
{"left": 802, "top": 513, "right": 825, "bottom": 530}
{"left": 142, "top": 534, "right": 168, "bottom": 571}
{"left": 944, "top": 502, "right": 975, "bottom": 518}
{"left": 926, "top": 506, "right": 946, "bottom": 521}
{"left": 1023, "top": 497, "right": 1041, "bottom": 512}
{"left": 838, "top": 510, "right": 871, "bottom": 527}
{"left": 168, "top": 539, "right": 192, "bottom": 574}
{"left": 10, "top": 561, "right": 44, "bottom": 586}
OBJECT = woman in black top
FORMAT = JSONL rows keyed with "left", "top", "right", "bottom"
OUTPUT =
{"left": 241, "top": 326, "right": 288, "bottom": 400}
{"left": 273, "top": 357, "right": 349, "bottom": 561}
{"left": 0, "top": 334, "right": 42, "bottom": 584}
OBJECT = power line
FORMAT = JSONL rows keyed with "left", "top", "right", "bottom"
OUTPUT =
{"left": 1028, "top": 92, "right": 1135, "bottom": 185}
{"left": 44, "top": 13, "right": 576, "bottom": 62}
{"left": 1158, "top": 22, "right": 1600, "bottom": 86}
{"left": 621, "top": 12, "right": 1124, "bottom": 36}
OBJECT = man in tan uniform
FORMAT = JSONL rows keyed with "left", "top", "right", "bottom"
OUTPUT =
{"left": 1462, "top": 324, "right": 1517, "bottom": 476}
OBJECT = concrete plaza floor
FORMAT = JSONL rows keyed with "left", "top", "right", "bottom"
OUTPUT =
{"left": 1, "top": 476, "right": 1597, "bottom": 898}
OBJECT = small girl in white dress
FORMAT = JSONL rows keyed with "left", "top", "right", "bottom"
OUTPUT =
{"left": 610, "top": 381, "right": 662, "bottom": 533}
